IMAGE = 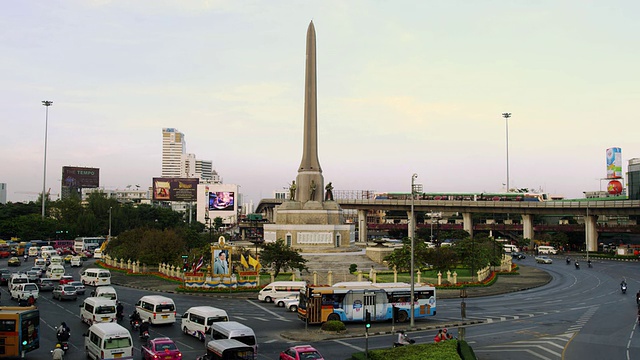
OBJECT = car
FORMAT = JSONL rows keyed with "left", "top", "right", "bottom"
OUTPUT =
{"left": 63, "top": 254, "right": 74, "bottom": 263}
{"left": 535, "top": 255, "right": 553, "bottom": 264}
{"left": 0, "top": 250, "right": 11, "bottom": 258}
{"left": 26, "top": 270, "right": 40, "bottom": 282}
{"left": 284, "top": 298, "right": 299, "bottom": 312}
{"left": 511, "top": 252, "right": 526, "bottom": 259}
{"left": 0, "top": 269, "right": 12, "bottom": 286}
{"left": 68, "top": 281, "right": 86, "bottom": 295}
{"left": 7, "top": 257, "right": 21, "bottom": 267}
{"left": 29, "top": 267, "right": 43, "bottom": 277}
{"left": 280, "top": 345, "right": 324, "bottom": 360}
{"left": 52, "top": 284, "right": 78, "bottom": 301}
{"left": 36, "top": 278, "right": 58, "bottom": 292}
{"left": 275, "top": 294, "right": 299, "bottom": 307}
{"left": 141, "top": 337, "right": 182, "bottom": 360}
{"left": 59, "top": 275, "right": 74, "bottom": 285}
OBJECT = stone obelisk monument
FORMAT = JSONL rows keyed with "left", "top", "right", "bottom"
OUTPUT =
{"left": 263, "top": 21, "right": 355, "bottom": 251}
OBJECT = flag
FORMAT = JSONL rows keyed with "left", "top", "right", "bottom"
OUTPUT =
{"left": 248, "top": 255, "right": 261, "bottom": 271}
{"left": 194, "top": 256, "right": 204, "bottom": 273}
{"left": 240, "top": 254, "right": 249, "bottom": 269}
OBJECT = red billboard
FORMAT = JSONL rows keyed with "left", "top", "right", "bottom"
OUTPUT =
{"left": 62, "top": 166, "right": 100, "bottom": 188}
{"left": 153, "top": 178, "right": 199, "bottom": 202}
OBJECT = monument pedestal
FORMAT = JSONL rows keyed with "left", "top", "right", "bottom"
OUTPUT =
{"left": 264, "top": 200, "right": 355, "bottom": 252}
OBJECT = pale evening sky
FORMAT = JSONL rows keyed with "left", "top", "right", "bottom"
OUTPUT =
{"left": 2, "top": 1, "right": 639, "bottom": 206}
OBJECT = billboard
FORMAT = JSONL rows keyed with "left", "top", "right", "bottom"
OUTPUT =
{"left": 208, "top": 191, "right": 235, "bottom": 211}
{"left": 62, "top": 166, "right": 100, "bottom": 188}
{"left": 606, "top": 147, "right": 622, "bottom": 179}
{"left": 153, "top": 178, "right": 199, "bottom": 201}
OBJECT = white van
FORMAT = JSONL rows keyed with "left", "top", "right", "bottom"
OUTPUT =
{"left": 80, "top": 297, "right": 117, "bottom": 325}
{"left": 41, "top": 249, "right": 57, "bottom": 259}
{"left": 181, "top": 306, "right": 229, "bottom": 341}
{"left": 257, "top": 281, "right": 306, "bottom": 303}
{"left": 135, "top": 295, "right": 176, "bottom": 325}
{"left": 10, "top": 283, "right": 40, "bottom": 301}
{"left": 204, "top": 339, "right": 255, "bottom": 360}
{"left": 84, "top": 322, "right": 133, "bottom": 360}
{"left": 81, "top": 268, "right": 111, "bottom": 286}
{"left": 503, "top": 244, "right": 519, "bottom": 253}
{"left": 34, "top": 257, "right": 46, "bottom": 269}
{"left": 28, "top": 246, "right": 39, "bottom": 257}
{"left": 209, "top": 321, "right": 257, "bottom": 359}
{"left": 93, "top": 248, "right": 103, "bottom": 259}
{"left": 70, "top": 256, "right": 83, "bottom": 267}
{"left": 45, "top": 265, "right": 65, "bottom": 279}
{"left": 538, "top": 246, "right": 558, "bottom": 255}
{"left": 40, "top": 245, "right": 54, "bottom": 253}
{"left": 9, "top": 273, "right": 29, "bottom": 288}
{"left": 49, "top": 255, "right": 63, "bottom": 266}
{"left": 93, "top": 286, "right": 117, "bottom": 301}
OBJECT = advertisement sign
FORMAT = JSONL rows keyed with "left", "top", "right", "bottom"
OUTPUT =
{"left": 606, "top": 147, "right": 622, "bottom": 179}
{"left": 62, "top": 166, "right": 100, "bottom": 188}
{"left": 152, "top": 178, "right": 199, "bottom": 201}
{"left": 208, "top": 191, "right": 235, "bottom": 211}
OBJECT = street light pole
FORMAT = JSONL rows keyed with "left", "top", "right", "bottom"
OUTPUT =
{"left": 502, "top": 112, "right": 512, "bottom": 192}
{"left": 410, "top": 173, "right": 417, "bottom": 327}
{"left": 41, "top": 100, "right": 53, "bottom": 218}
{"left": 108, "top": 207, "right": 112, "bottom": 241}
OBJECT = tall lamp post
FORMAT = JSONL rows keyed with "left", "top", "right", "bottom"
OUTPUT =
{"left": 108, "top": 207, "right": 112, "bottom": 241}
{"left": 410, "top": 173, "right": 418, "bottom": 327}
{"left": 502, "top": 112, "right": 512, "bottom": 192}
{"left": 41, "top": 100, "right": 53, "bottom": 218}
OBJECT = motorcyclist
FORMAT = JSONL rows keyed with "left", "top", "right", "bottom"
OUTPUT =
{"left": 139, "top": 319, "right": 150, "bottom": 337}
{"left": 397, "top": 330, "right": 412, "bottom": 345}
{"left": 51, "top": 343, "right": 65, "bottom": 360}
{"left": 566, "top": 257, "right": 571, "bottom": 264}
{"left": 56, "top": 322, "right": 70, "bottom": 342}
{"left": 636, "top": 290, "right": 640, "bottom": 304}
{"left": 116, "top": 302, "right": 124, "bottom": 320}
{"left": 575, "top": 261, "right": 580, "bottom": 269}
{"left": 129, "top": 310, "right": 141, "bottom": 325}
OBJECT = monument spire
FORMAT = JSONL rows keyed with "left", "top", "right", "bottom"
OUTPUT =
{"left": 296, "top": 20, "right": 324, "bottom": 203}
{"left": 298, "top": 20, "right": 322, "bottom": 174}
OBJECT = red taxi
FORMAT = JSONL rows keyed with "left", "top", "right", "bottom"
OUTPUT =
{"left": 142, "top": 337, "right": 182, "bottom": 360}
{"left": 280, "top": 345, "right": 324, "bottom": 360}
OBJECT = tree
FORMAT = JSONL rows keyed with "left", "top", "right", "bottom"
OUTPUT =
{"left": 383, "top": 238, "right": 432, "bottom": 272}
{"left": 259, "top": 239, "right": 308, "bottom": 277}
{"left": 454, "top": 236, "right": 498, "bottom": 274}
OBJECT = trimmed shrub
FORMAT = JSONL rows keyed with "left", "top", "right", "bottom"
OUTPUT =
{"left": 349, "top": 264, "right": 358, "bottom": 274}
{"left": 321, "top": 320, "right": 346, "bottom": 332}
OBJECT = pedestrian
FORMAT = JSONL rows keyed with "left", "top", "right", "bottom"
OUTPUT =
{"left": 443, "top": 328, "right": 453, "bottom": 340}
{"left": 434, "top": 329, "right": 443, "bottom": 342}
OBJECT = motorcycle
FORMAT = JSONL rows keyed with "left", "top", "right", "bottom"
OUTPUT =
{"left": 130, "top": 319, "right": 140, "bottom": 331}
{"left": 566, "top": 257, "right": 571, "bottom": 265}
{"left": 140, "top": 330, "right": 150, "bottom": 346}
{"left": 393, "top": 339, "right": 415, "bottom": 347}
{"left": 588, "top": 260, "right": 593, "bottom": 268}
{"left": 622, "top": 283, "right": 627, "bottom": 294}
{"left": 56, "top": 341, "right": 69, "bottom": 353}
{"left": 116, "top": 311, "right": 124, "bottom": 323}
{"left": 575, "top": 261, "right": 580, "bottom": 269}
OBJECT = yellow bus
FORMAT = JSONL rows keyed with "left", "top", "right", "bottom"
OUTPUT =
{"left": 0, "top": 306, "right": 40, "bottom": 357}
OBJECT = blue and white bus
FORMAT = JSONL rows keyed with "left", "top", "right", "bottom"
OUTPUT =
{"left": 298, "top": 282, "right": 436, "bottom": 324}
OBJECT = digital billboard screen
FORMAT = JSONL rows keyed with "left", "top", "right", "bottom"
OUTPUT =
{"left": 208, "top": 191, "right": 235, "bottom": 211}
{"left": 153, "top": 178, "right": 199, "bottom": 201}
{"left": 606, "top": 147, "right": 622, "bottom": 179}
{"left": 62, "top": 166, "right": 100, "bottom": 188}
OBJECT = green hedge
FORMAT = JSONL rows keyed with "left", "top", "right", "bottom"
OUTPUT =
{"left": 351, "top": 340, "right": 463, "bottom": 360}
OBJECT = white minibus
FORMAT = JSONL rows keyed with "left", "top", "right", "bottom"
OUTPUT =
{"left": 209, "top": 321, "right": 257, "bottom": 359}
{"left": 34, "top": 258, "right": 46, "bottom": 269}
{"left": 136, "top": 295, "right": 176, "bottom": 325}
{"left": 28, "top": 246, "right": 39, "bottom": 257}
{"left": 257, "top": 281, "right": 306, "bottom": 303}
{"left": 45, "top": 265, "right": 65, "bottom": 279}
{"left": 84, "top": 323, "right": 133, "bottom": 360}
{"left": 181, "top": 306, "right": 229, "bottom": 341}
{"left": 80, "top": 297, "right": 117, "bottom": 325}
{"left": 537, "top": 246, "right": 558, "bottom": 255}
{"left": 503, "top": 244, "right": 519, "bottom": 253}
{"left": 49, "top": 255, "right": 63, "bottom": 266}
{"left": 93, "top": 286, "right": 117, "bottom": 301}
{"left": 81, "top": 268, "right": 111, "bottom": 286}
{"left": 203, "top": 339, "right": 254, "bottom": 360}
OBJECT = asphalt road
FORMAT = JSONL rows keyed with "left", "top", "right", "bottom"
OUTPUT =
{"left": 3, "top": 255, "right": 640, "bottom": 360}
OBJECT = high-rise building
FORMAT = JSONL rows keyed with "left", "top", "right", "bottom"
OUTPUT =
{"left": 0, "top": 183, "right": 6, "bottom": 204}
{"left": 162, "top": 128, "right": 186, "bottom": 177}
{"left": 196, "top": 160, "right": 214, "bottom": 181}
{"left": 628, "top": 158, "right": 640, "bottom": 200}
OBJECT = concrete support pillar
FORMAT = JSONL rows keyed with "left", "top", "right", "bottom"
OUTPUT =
{"left": 462, "top": 212, "right": 473, "bottom": 238}
{"left": 585, "top": 215, "right": 599, "bottom": 252}
{"left": 358, "top": 209, "right": 368, "bottom": 243}
{"left": 522, "top": 214, "right": 535, "bottom": 248}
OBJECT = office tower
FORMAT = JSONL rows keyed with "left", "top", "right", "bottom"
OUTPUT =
{"left": 162, "top": 128, "right": 186, "bottom": 177}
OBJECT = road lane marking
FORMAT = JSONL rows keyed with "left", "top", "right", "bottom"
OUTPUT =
{"left": 332, "top": 339, "right": 364, "bottom": 352}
